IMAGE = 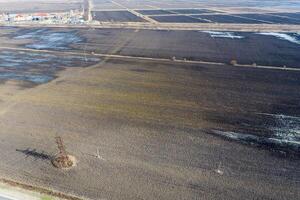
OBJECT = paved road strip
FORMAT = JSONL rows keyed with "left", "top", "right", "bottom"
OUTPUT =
{"left": 1, "top": 23, "right": 300, "bottom": 32}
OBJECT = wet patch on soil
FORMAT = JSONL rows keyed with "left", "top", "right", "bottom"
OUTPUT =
{"left": 0, "top": 28, "right": 102, "bottom": 86}
{"left": 0, "top": 50, "right": 100, "bottom": 85}
{"left": 12, "top": 28, "right": 84, "bottom": 50}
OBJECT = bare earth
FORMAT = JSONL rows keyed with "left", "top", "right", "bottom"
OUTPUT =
{"left": 0, "top": 1, "right": 299, "bottom": 199}
{"left": 0, "top": 57, "right": 299, "bottom": 200}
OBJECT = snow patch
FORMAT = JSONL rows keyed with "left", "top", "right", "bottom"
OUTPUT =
{"left": 271, "top": 114, "right": 300, "bottom": 145}
{"left": 212, "top": 130, "right": 300, "bottom": 150}
{"left": 257, "top": 32, "right": 300, "bottom": 45}
{"left": 211, "top": 114, "right": 300, "bottom": 151}
{"left": 202, "top": 31, "right": 245, "bottom": 39}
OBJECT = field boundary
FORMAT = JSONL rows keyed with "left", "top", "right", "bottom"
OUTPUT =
{"left": 0, "top": 178, "right": 85, "bottom": 200}
{"left": 0, "top": 46, "right": 299, "bottom": 72}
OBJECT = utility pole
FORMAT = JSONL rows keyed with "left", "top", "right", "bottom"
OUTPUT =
{"left": 52, "top": 136, "right": 75, "bottom": 169}
{"left": 83, "top": 0, "right": 92, "bottom": 22}
{"left": 56, "top": 136, "right": 67, "bottom": 158}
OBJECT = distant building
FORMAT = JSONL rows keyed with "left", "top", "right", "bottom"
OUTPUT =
{"left": 7, "top": 14, "right": 17, "bottom": 22}
{"left": 14, "top": 14, "right": 32, "bottom": 21}
{"left": 31, "top": 13, "right": 49, "bottom": 21}
{"left": 1, "top": 9, "right": 84, "bottom": 24}
{"left": 32, "top": 13, "right": 49, "bottom": 21}
{"left": 0, "top": 13, "right": 9, "bottom": 22}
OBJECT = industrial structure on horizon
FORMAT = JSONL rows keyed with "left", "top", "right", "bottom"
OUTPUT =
{"left": 0, "top": 0, "right": 93, "bottom": 24}
{"left": 0, "top": 10, "right": 84, "bottom": 24}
